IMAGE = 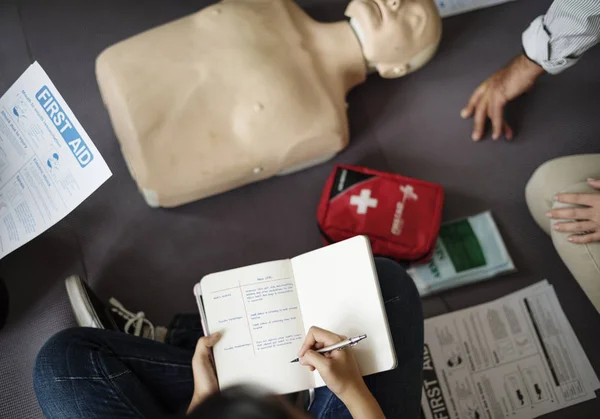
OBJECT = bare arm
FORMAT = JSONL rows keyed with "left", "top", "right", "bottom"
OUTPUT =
{"left": 298, "top": 327, "right": 385, "bottom": 419}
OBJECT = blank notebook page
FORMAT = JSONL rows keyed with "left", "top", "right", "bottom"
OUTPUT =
{"left": 291, "top": 236, "right": 396, "bottom": 388}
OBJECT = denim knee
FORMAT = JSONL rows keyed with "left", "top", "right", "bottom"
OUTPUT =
{"left": 33, "top": 328, "right": 90, "bottom": 415}
{"left": 34, "top": 328, "right": 105, "bottom": 397}
{"left": 35, "top": 328, "right": 77, "bottom": 384}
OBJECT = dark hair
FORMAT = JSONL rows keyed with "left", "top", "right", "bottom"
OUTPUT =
{"left": 185, "top": 385, "right": 296, "bottom": 419}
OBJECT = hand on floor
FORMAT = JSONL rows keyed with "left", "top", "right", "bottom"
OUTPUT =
{"left": 461, "top": 53, "right": 544, "bottom": 142}
{"left": 548, "top": 179, "right": 600, "bottom": 244}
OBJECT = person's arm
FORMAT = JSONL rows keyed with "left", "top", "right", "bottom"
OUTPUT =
{"left": 523, "top": 0, "right": 600, "bottom": 74}
{"left": 334, "top": 384, "right": 385, "bottom": 419}
{"left": 187, "top": 333, "right": 221, "bottom": 415}
{"left": 462, "top": 0, "right": 600, "bottom": 142}
{"left": 298, "top": 327, "right": 385, "bottom": 419}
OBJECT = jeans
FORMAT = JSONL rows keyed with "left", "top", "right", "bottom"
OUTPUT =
{"left": 34, "top": 258, "right": 424, "bottom": 418}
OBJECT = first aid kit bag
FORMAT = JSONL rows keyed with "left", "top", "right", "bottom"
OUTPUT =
{"left": 317, "top": 165, "right": 444, "bottom": 262}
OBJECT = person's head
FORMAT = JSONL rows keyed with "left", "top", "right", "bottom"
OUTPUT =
{"left": 345, "top": 0, "right": 442, "bottom": 78}
{"left": 185, "top": 385, "right": 307, "bottom": 419}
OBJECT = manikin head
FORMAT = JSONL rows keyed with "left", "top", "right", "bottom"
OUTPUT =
{"left": 345, "top": 0, "right": 442, "bottom": 78}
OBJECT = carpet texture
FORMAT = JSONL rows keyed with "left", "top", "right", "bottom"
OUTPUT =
{"left": 0, "top": 0, "right": 599, "bottom": 417}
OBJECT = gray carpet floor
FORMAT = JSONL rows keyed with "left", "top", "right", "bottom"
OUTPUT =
{"left": 1, "top": 0, "right": 599, "bottom": 418}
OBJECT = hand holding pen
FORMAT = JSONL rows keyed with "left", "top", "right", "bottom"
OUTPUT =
{"left": 291, "top": 334, "right": 367, "bottom": 363}
{"left": 294, "top": 326, "right": 370, "bottom": 402}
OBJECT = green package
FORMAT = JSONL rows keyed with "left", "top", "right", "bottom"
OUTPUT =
{"left": 408, "top": 211, "right": 515, "bottom": 296}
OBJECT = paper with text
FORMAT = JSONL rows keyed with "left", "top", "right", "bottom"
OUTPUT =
{"left": 0, "top": 62, "right": 111, "bottom": 259}
{"left": 421, "top": 281, "right": 599, "bottom": 419}
{"left": 198, "top": 236, "right": 396, "bottom": 393}
{"left": 201, "top": 260, "right": 313, "bottom": 394}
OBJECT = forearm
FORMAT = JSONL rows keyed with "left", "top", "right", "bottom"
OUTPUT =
{"left": 523, "top": 0, "right": 600, "bottom": 74}
{"left": 340, "top": 383, "right": 385, "bottom": 419}
{"left": 186, "top": 395, "right": 202, "bottom": 416}
{"left": 515, "top": 53, "right": 545, "bottom": 82}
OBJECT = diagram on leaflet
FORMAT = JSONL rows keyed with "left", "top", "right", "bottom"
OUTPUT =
{"left": 454, "top": 380, "right": 482, "bottom": 419}
{"left": 435, "top": 325, "right": 465, "bottom": 370}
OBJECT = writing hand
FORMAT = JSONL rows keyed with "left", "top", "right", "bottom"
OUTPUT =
{"left": 298, "top": 327, "right": 362, "bottom": 397}
{"left": 187, "top": 333, "right": 221, "bottom": 414}
{"left": 461, "top": 53, "right": 544, "bottom": 141}
{"left": 299, "top": 327, "right": 384, "bottom": 418}
{"left": 547, "top": 179, "right": 600, "bottom": 244}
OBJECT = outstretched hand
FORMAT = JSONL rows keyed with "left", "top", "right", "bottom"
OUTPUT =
{"left": 461, "top": 53, "right": 544, "bottom": 142}
{"left": 547, "top": 179, "right": 600, "bottom": 244}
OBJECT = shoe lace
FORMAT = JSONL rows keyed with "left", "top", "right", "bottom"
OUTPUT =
{"left": 109, "top": 298, "right": 155, "bottom": 340}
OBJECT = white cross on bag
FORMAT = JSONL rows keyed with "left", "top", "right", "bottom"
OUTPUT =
{"left": 350, "top": 189, "right": 378, "bottom": 214}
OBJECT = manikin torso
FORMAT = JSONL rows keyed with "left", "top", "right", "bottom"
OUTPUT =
{"left": 97, "top": 0, "right": 440, "bottom": 207}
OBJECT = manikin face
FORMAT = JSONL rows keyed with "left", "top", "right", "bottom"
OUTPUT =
{"left": 345, "top": 0, "right": 442, "bottom": 78}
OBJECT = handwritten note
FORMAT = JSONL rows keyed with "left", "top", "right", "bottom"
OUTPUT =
{"left": 246, "top": 282, "right": 295, "bottom": 302}
{"left": 256, "top": 334, "right": 304, "bottom": 351}
{"left": 201, "top": 260, "right": 313, "bottom": 394}
{"left": 244, "top": 278, "right": 304, "bottom": 353}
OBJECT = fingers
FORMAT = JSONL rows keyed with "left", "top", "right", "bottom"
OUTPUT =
{"left": 307, "top": 339, "right": 343, "bottom": 361}
{"left": 553, "top": 221, "right": 598, "bottom": 233}
{"left": 546, "top": 207, "right": 594, "bottom": 221}
{"left": 203, "top": 332, "right": 221, "bottom": 347}
{"left": 461, "top": 83, "right": 486, "bottom": 119}
{"left": 463, "top": 74, "right": 519, "bottom": 142}
{"left": 555, "top": 193, "right": 598, "bottom": 206}
{"left": 588, "top": 178, "right": 600, "bottom": 190}
{"left": 503, "top": 122, "right": 514, "bottom": 141}
{"left": 472, "top": 99, "right": 487, "bottom": 141}
{"left": 490, "top": 97, "right": 506, "bottom": 140}
{"left": 299, "top": 349, "right": 329, "bottom": 372}
{"left": 298, "top": 326, "right": 343, "bottom": 357}
{"left": 568, "top": 231, "right": 600, "bottom": 244}
{"left": 194, "top": 333, "right": 221, "bottom": 355}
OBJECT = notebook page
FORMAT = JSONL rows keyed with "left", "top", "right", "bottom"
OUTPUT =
{"left": 291, "top": 236, "right": 396, "bottom": 388}
{"left": 201, "top": 260, "right": 313, "bottom": 393}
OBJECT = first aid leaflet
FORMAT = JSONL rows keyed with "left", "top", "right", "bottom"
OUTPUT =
{"left": 0, "top": 62, "right": 111, "bottom": 259}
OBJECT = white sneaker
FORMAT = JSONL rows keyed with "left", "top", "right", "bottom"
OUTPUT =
{"left": 65, "top": 275, "right": 166, "bottom": 342}
{"left": 109, "top": 297, "right": 167, "bottom": 341}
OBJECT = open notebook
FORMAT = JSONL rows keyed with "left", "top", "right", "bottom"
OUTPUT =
{"left": 193, "top": 236, "right": 396, "bottom": 394}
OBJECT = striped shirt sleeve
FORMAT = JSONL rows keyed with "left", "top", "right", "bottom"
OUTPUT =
{"left": 522, "top": 0, "right": 600, "bottom": 74}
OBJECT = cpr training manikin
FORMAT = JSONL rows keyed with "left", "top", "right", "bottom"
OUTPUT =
{"left": 96, "top": 0, "right": 442, "bottom": 207}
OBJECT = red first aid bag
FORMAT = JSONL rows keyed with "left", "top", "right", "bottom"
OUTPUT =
{"left": 317, "top": 165, "right": 444, "bottom": 262}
